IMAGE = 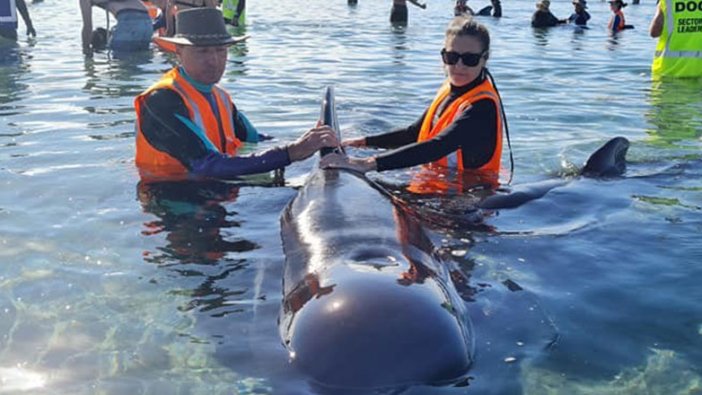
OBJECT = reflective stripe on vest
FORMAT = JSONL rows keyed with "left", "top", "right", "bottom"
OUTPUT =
{"left": 417, "top": 78, "right": 504, "bottom": 173}
{"left": 134, "top": 67, "right": 242, "bottom": 179}
{"left": 651, "top": 0, "right": 702, "bottom": 77}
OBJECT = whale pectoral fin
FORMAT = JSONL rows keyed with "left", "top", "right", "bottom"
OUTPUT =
{"left": 478, "top": 180, "right": 567, "bottom": 210}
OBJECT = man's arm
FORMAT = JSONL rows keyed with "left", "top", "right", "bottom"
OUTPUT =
{"left": 649, "top": 5, "right": 664, "bottom": 37}
{"left": 140, "top": 89, "right": 292, "bottom": 179}
{"left": 15, "top": 0, "right": 36, "bottom": 37}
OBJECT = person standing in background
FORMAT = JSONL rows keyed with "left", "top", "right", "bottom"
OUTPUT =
{"left": 649, "top": 0, "right": 702, "bottom": 78}
{"left": 491, "top": 0, "right": 502, "bottom": 17}
{"left": 390, "top": 0, "right": 426, "bottom": 25}
{"left": 568, "top": 0, "right": 590, "bottom": 26}
{"left": 607, "top": 0, "right": 628, "bottom": 33}
{"left": 80, "top": 0, "right": 152, "bottom": 55}
{"left": 531, "top": 0, "right": 566, "bottom": 28}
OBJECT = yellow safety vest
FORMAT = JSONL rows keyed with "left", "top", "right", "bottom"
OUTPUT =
{"left": 222, "top": 0, "right": 245, "bottom": 26}
{"left": 652, "top": 0, "right": 702, "bottom": 78}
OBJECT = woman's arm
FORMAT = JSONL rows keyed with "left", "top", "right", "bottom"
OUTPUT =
{"left": 362, "top": 109, "right": 428, "bottom": 149}
{"left": 375, "top": 100, "right": 497, "bottom": 171}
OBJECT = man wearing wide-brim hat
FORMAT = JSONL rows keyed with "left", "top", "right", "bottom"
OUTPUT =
{"left": 134, "top": 8, "right": 338, "bottom": 181}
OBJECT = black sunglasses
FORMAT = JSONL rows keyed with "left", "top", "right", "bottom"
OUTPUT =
{"left": 441, "top": 48, "right": 486, "bottom": 67}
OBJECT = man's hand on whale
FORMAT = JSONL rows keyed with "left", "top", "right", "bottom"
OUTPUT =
{"left": 287, "top": 125, "right": 339, "bottom": 161}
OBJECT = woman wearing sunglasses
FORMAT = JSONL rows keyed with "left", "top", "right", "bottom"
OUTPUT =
{"left": 321, "top": 16, "right": 508, "bottom": 186}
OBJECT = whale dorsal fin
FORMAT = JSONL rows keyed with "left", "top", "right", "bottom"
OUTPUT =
{"left": 581, "top": 137, "right": 629, "bottom": 178}
{"left": 319, "top": 86, "right": 344, "bottom": 157}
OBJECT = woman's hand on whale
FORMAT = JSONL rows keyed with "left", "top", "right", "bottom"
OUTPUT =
{"left": 320, "top": 153, "right": 377, "bottom": 173}
{"left": 341, "top": 137, "right": 367, "bottom": 148}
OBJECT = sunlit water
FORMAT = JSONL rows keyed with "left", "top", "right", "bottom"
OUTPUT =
{"left": 1, "top": 0, "right": 701, "bottom": 394}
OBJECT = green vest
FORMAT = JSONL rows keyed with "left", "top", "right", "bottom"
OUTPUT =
{"left": 652, "top": 0, "right": 702, "bottom": 78}
{"left": 222, "top": 0, "right": 245, "bottom": 26}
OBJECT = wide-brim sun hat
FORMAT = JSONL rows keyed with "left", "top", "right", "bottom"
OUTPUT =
{"left": 157, "top": 8, "right": 248, "bottom": 47}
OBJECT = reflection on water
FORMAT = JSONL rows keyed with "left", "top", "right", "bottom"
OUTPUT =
{"left": 531, "top": 27, "right": 553, "bottom": 47}
{"left": 225, "top": 38, "right": 249, "bottom": 79}
{"left": 645, "top": 78, "right": 702, "bottom": 148}
{"left": 138, "top": 180, "right": 262, "bottom": 316}
{"left": 138, "top": 180, "right": 256, "bottom": 264}
{"left": 390, "top": 26, "right": 408, "bottom": 64}
{"left": 0, "top": 44, "right": 31, "bottom": 114}
{"left": 82, "top": 51, "right": 156, "bottom": 101}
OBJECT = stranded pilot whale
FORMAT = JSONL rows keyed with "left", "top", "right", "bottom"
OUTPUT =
{"left": 478, "top": 136, "right": 630, "bottom": 210}
{"left": 278, "top": 87, "right": 474, "bottom": 390}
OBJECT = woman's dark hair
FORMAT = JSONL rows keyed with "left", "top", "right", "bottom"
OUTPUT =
{"left": 445, "top": 16, "right": 491, "bottom": 58}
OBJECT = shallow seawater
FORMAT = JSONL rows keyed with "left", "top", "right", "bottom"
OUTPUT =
{"left": 1, "top": 0, "right": 701, "bottom": 394}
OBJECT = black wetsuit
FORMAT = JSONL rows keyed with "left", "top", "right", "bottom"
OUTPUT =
{"left": 491, "top": 0, "right": 502, "bottom": 17}
{"left": 390, "top": 2, "right": 408, "bottom": 23}
{"left": 138, "top": 86, "right": 289, "bottom": 180}
{"left": 532, "top": 10, "right": 564, "bottom": 28}
{"left": 366, "top": 73, "right": 498, "bottom": 172}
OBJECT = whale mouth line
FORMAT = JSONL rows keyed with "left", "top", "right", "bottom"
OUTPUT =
{"left": 345, "top": 259, "right": 401, "bottom": 271}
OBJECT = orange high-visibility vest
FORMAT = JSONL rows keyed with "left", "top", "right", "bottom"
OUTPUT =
{"left": 134, "top": 67, "right": 242, "bottom": 179}
{"left": 417, "top": 78, "right": 504, "bottom": 173}
{"left": 609, "top": 9, "right": 625, "bottom": 31}
{"left": 142, "top": 0, "right": 161, "bottom": 19}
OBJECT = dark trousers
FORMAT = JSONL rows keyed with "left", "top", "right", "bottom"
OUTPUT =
{"left": 390, "top": 4, "right": 408, "bottom": 23}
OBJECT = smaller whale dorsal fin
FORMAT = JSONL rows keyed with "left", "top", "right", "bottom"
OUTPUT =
{"left": 581, "top": 137, "right": 629, "bottom": 178}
